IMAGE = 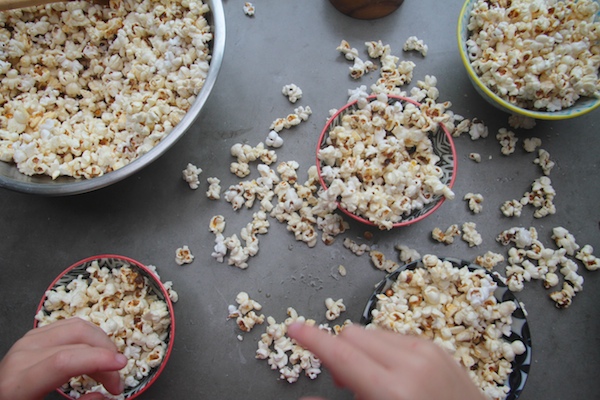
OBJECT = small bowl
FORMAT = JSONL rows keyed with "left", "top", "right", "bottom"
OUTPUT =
{"left": 316, "top": 95, "right": 457, "bottom": 229}
{"left": 34, "top": 255, "right": 176, "bottom": 399}
{"left": 361, "top": 257, "right": 532, "bottom": 400}
{"left": 0, "top": 0, "right": 225, "bottom": 196}
{"left": 457, "top": 0, "right": 600, "bottom": 120}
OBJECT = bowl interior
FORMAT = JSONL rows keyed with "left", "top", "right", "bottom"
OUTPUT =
{"left": 0, "top": 0, "right": 225, "bottom": 196}
{"left": 361, "top": 256, "right": 531, "bottom": 400}
{"left": 316, "top": 95, "right": 457, "bottom": 228}
{"left": 457, "top": 0, "right": 600, "bottom": 120}
{"left": 35, "top": 255, "right": 175, "bottom": 399}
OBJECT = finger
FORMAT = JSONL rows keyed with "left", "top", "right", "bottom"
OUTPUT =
{"left": 24, "top": 318, "right": 117, "bottom": 352}
{"left": 287, "top": 323, "right": 392, "bottom": 400}
{"left": 79, "top": 393, "right": 108, "bottom": 400}
{"left": 338, "top": 325, "right": 423, "bottom": 369}
{"left": 17, "top": 346, "right": 127, "bottom": 399}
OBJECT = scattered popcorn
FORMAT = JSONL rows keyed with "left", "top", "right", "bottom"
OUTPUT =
{"left": 182, "top": 163, "right": 203, "bottom": 190}
{"left": 343, "top": 238, "right": 371, "bottom": 256}
{"left": 36, "top": 260, "right": 172, "bottom": 398}
{"left": 496, "top": 128, "right": 518, "bottom": 156}
{"left": 533, "top": 149, "right": 555, "bottom": 176}
{"left": 337, "top": 265, "right": 347, "bottom": 277}
{"left": 469, "top": 152, "right": 482, "bottom": 162}
{"left": 576, "top": 245, "right": 600, "bottom": 271}
{"left": 243, "top": 2, "right": 255, "bottom": 16}
{"left": 496, "top": 227, "right": 537, "bottom": 248}
{"left": 395, "top": 244, "right": 421, "bottom": 264}
{"left": 551, "top": 227, "right": 580, "bottom": 256}
{"left": 475, "top": 251, "right": 505, "bottom": 271}
{"left": 367, "top": 256, "right": 525, "bottom": 399}
{"left": 403, "top": 36, "right": 428, "bottom": 57}
{"left": 370, "top": 250, "right": 399, "bottom": 273}
{"left": 318, "top": 94, "right": 454, "bottom": 230}
{"left": 522, "top": 138, "right": 542, "bottom": 153}
{"left": 175, "top": 245, "right": 194, "bottom": 265}
{"left": 468, "top": 118, "right": 488, "bottom": 140}
{"left": 508, "top": 115, "right": 536, "bottom": 130}
{"left": 282, "top": 84, "right": 303, "bottom": 103}
{"left": 520, "top": 176, "right": 556, "bottom": 218}
{"left": 466, "top": 0, "right": 600, "bottom": 111}
{"left": 349, "top": 57, "right": 378, "bottom": 79}
{"left": 336, "top": 40, "right": 359, "bottom": 61}
{"left": 464, "top": 192, "right": 484, "bottom": 214}
{"left": 206, "top": 177, "right": 222, "bottom": 200}
{"left": 500, "top": 200, "right": 523, "bottom": 218}
{"left": 0, "top": 0, "right": 214, "bottom": 180}
{"left": 324, "top": 298, "right": 346, "bottom": 321}
{"left": 431, "top": 224, "right": 461, "bottom": 245}
{"left": 228, "top": 292, "right": 265, "bottom": 332}
{"left": 462, "top": 222, "right": 482, "bottom": 247}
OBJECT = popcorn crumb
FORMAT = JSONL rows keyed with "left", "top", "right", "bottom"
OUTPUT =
{"left": 469, "top": 152, "right": 482, "bottom": 163}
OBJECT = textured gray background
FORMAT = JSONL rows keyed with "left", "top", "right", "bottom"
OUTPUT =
{"left": 1, "top": 1, "right": 599, "bottom": 399}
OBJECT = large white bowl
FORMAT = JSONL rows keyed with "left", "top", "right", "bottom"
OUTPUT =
{"left": 457, "top": 0, "right": 600, "bottom": 120}
{"left": 0, "top": 0, "right": 225, "bottom": 196}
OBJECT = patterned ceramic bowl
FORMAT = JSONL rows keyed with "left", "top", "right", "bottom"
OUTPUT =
{"left": 361, "top": 256, "right": 532, "bottom": 400}
{"left": 316, "top": 95, "right": 457, "bottom": 229}
{"left": 35, "top": 255, "right": 176, "bottom": 399}
{"left": 458, "top": 0, "right": 600, "bottom": 120}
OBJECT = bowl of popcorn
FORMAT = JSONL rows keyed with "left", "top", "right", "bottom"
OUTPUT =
{"left": 361, "top": 255, "right": 532, "bottom": 400}
{"left": 35, "top": 255, "right": 176, "bottom": 399}
{"left": 458, "top": 0, "right": 600, "bottom": 120}
{"left": 316, "top": 94, "right": 457, "bottom": 230}
{"left": 0, "top": 0, "right": 225, "bottom": 195}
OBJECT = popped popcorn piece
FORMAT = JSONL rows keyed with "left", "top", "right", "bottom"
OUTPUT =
{"left": 500, "top": 200, "right": 523, "bottom": 218}
{"left": 462, "top": 222, "right": 482, "bottom": 247}
{"left": 508, "top": 115, "right": 536, "bottom": 130}
{"left": 549, "top": 282, "right": 576, "bottom": 309}
{"left": 464, "top": 192, "right": 484, "bottom": 214}
{"left": 365, "top": 40, "right": 390, "bottom": 59}
{"left": 551, "top": 227, "right": 580, "bottom": 256}
{"left": 533, "top": 149, "right": 555, "bottom": 176}
{"left": 431, "top": 224, "right": 461, "bottom": 245}
{"left": 469, "top": 152, "right": 482, "bottom": 163}
{"left": 228, "top": 292, "right": 265, "bottom": 332}
{"left": 370, "top": 250, "right": 399, "bottom": 273}
{"left": 337, "top": 40, "right": 359, "bottom": 61}
{"left": 36, "top": 260, "right": 172, "bottom": 397}
{"left": 475, "top": 251, "right": 505, "bottom": 271}
{"left": 395, "top": 244, "right": 421, "bottom": 264}
{"left": 520, "top": 176, "right": 556, "bottom": 218}
{"left": 496, "top": 128, "right": 518, "bottom": 156}
{"left": 324, "top": 298, "right": 346, "bottom": 321}
{"left": 468, "top": 118, "right": 488, "bottom": 140}
{"left": 175, "top": 245, "right": 194, "bottom": 265}
{"left": 496, "top": 227, "right": 537, "bottom": 248}
{"left": 182, "top": 163, "right": 203, "bottom": 190}
{"left": 403, "top": 36, "right": 428, "bottom": 57}
{"left": 349, "top": 57, "right": 377, "bottom": 79}
{"left": 575, "top": 245, "right": 600, "bottom": 271}
{"left": 206, "top": 177, "right": 222, "bottom": 200}
{"left": 282, "top": 84, "right": 303, "bottom": 103}
{"left": 0, "top": 0, "right": 214, "bottom": 180}
{"left": 522, "top": 138, "right": 542, "bottom": 153}
{"left": 209, "top": 215, "right": 226, "bottom": 234}
{"left": 367, "top": 257, "right": 523, "bottom": 398}
{"left": 466, "top": 0, "right": 600, "bottom": 111}
{"left": 243, "top": 2, "right": 255, "bottom": 16}
{"left": 343, "top": 238, "right": 371, "bottom": 256}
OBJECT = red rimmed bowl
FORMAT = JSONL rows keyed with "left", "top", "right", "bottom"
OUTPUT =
{"left": 34, "top": 255, "right": 176, "bottom": 399}
{"left": 316, "top": 95, "right": 457, "bottom": 230}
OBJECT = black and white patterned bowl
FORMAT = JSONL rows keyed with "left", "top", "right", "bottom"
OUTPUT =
{"left": 361, "top": 257, "right": 531, "bottom": 400}
{"left": 34, "top": 255, "right": 176, "bottom": 399}
{"left": 316, "top": 95, "right": 457, "bottom": 228}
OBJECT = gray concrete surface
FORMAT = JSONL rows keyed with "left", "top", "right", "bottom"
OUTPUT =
{"left": 1, "top": 1, "right": 599, "bottom": 399}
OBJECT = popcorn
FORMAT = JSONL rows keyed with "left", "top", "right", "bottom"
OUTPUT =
{"left": 468, "top": 118, "right": 488, "bottom": 140}
{"left": 337, "top": 40, "right": 359, "bottom": 61}
{"left": 464, "top": 192, "right": 484, "bottom": 214}
{"left": 496, "top": 128, "right": 518, "bottom": 156}
{"left": 575, "top": 245, "right": 600, "bottom": 271}
{"left": 175, "top": 245, "right": 194, "bottom": 265}
{"left": 522, "top": 138, "right": 542, "bottom": 153}
{"left": 432, "top": 224, "right": 461, "bottom": 245}
{"left": 395, "top": 244, "right": 421, "bottom": 264}
{"left": 206, "top": 177, "right": 222, "bottom": 200}
{"left": 370, "top": 250, "right": 399, "bottom": 273}
{"left": 343, "top": 237, "right": 371, "bottom": 256}
{"left": 228, "top": 292, "right": 264, "bottom": 332}
{"left": 520, "top": 176, "right": 556, "bottom": 218}
{"left": 0, "top": 0, "right": 214, "bottom": 180}
{"left": 243, "top": 2, "right": 255, "bottom": 16}
{"left": 469, "top": 152, "right": 482, "bottom": 163}
{"left": 533, "top": 149, "right": 555, "bottom": 176}
{"left": 462, "top": 222, "right": 482, "bottom": 247}
{"left": 475, "top": 251, "right": 505, "bottom": 271}
{"left": 282, "top": 84, "right": 303, "bottom": 103}
{"left": 403, "top": 36, "right": 428, "bottom": 57}
{"left": 36, "top": 260, "right": 172, "bottom": 398}
{"left": 324, "top": 298, "right": 346, "bottom": 321}
{"left": 466, "top": 0, "right": 600, "bottom": 111}
{"left": 500, "top": 200, "right": 523, "bottom": 218}
{"left": 367, "top": 257, "right": 524, "bottom": 398}
{"left": 551, "top": 227, "right": 580, "bottom": 256}
{"left": 182, "top": 163, "right": 203, "bottom": 190}
{"left": 337, "top": 265, "right": 347, "bottom": 277}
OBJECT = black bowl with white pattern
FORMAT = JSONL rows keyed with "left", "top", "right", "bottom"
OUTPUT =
{"left": 361, "top": 257, "right": 531, "bottom": 400}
